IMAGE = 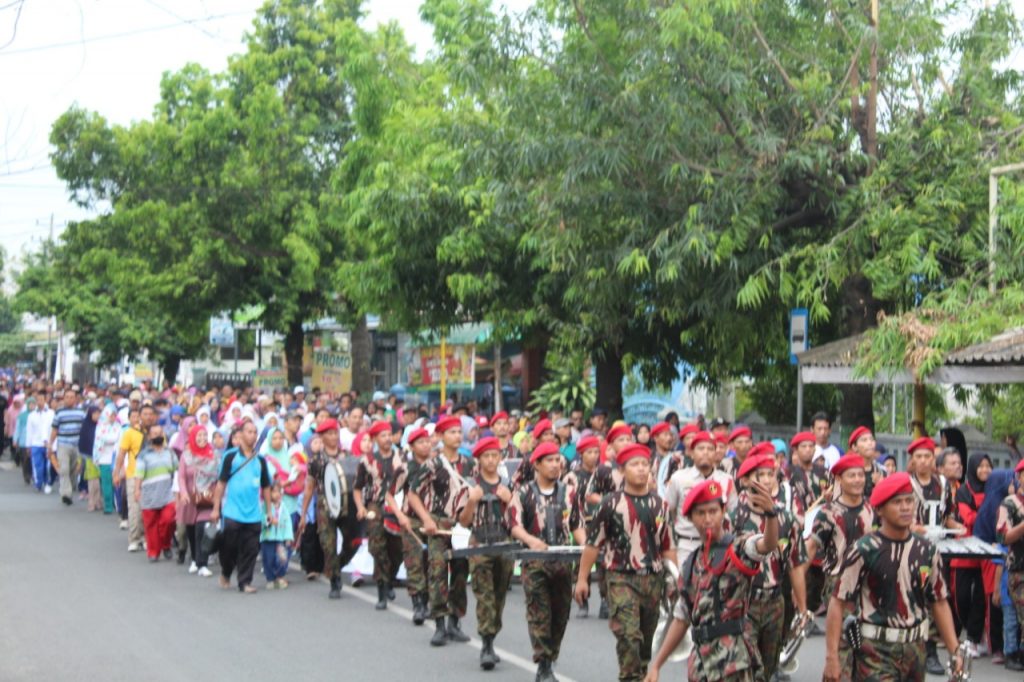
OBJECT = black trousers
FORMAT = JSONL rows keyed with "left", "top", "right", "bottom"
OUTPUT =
{"left": 954, "top": 567, "right": 986, "bottom": 644}
{"left": 186, "top": 522, "right": 212, "bottom": 568}
{"left": 220, "top": 520, "right": 261, "bottom": 590}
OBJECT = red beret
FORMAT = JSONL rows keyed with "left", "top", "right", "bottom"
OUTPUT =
{"left": 907, "top": 436, "right": 936, "bottom": 454}
{"left": 530, "top": 441, "right": 562, "bottom": 464}
{"left": 616, "top": 443, "right": 651, "bottom": 467}
{"left": 848, "top": 426, "right": 873, "bottom": 448}
{"left": 315, "top": 418, "right": 339, "bottom": 434}
{"left": 869, "top": 471, "right": 913, "bottom": 508}
{"left": 679, "top": 423, "right": 699, "bottom": 438}
{"left": 368, "top": 421, "right": 392, "bottom": 437}
{"left": 790, "top": 431, "right": 815, "bottom": 448}
{"left": 489, "top": 411, "right": 509, "bottom": 427}
{"left": 690, "top": 430, "right": 714, "bottom": 448}
{"left": 607, "top": 424, "right": 633, "bottom": 444}
{"left": 737, "top": 453, "right": 776, "bottom": 479}
{"left": 831, "top": 453, "right": 865, "bottom": 476}
{"left": 714, "top": 433, "right": 730, "bottom": 445}
{"left": 406, "top": 428, "right": 429, "bottom": 445}
{"left": 436, "top": 416, "right": 461, "bottom": 434}
{"left": 650, "top": 422, "right": 672, "bottom": 438}
{"left": 682, "top": 479, "right": 727, "bottom": 517}
{"left": 728, "top": 426, "right": 752, "bottom": 443}
{"left": 1016, "top": 459, "right": 1024, "bottom": 474}
{"left": 532, "top": 418, "right": 553, "bottom": 438}
{"left": 576, "top": 435, "right": 600, "bottom": 453}
{"left": 472, "top": 436, "right": 501, "bottom": 459}
{"left": 748, "top": 442, "right": 776, "bottom": 459}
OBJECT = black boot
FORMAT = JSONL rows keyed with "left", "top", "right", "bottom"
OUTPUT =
{"left": 375, "top": 582, "right": 388, "bottom": 610}
{"left": 412, "top": 594, "right": 426, "bottom": 625}
{"left": 925, "top": 641, "right": 944, "bottom": 676}
{"left": 329, "top": 576, "right": 342, "bottom": 600}
{"left": 535, "top": 658, "right": 557, "bottom": 682}
{"left": 576, "top": 598, "right": 589, "bottom": 618}
{"left": 480, "top": 635, "right": 498, "bottom": 670}
{"left": 447, "top": 615, "right": 471, "bottom": 642}
{"left": 1007, "top": 651, "right": 1024, "bottom": 671}
{"left": 598, "top": 598, "right": 609, "bottom": 619}
{"left": 431, "top": 618, "right": 448, "bottom": 647}
{"left": 388, "top": 584, "right": 396, "bottom": 601}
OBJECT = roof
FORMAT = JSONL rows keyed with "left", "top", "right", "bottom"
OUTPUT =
{"left": 946, "top": 327, "right": 1024, "bottom": 365}
{"left": 793, "top": 333, "right": 867, "bottom": 369}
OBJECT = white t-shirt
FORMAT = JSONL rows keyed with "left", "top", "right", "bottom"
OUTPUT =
{"left": 339, "top": 427, "right": 357, "bottom": 453}
{"left": 813, "top": 443, "right": 842, "bottom": 470}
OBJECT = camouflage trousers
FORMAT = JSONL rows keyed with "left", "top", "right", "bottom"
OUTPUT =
{"left": 606, "top": 571, "right": 663, "bottom": 681}
{"left": 401, "top": 519, "right": 427, "bottom": 596}
{"left": 367, "top": 504, "right": 403, "bottom": 584}
{"left": 747, "top": 592, "right": 785, "bottom": 682}
{"left": 426, "top": 515, "right": 468, "bottom": 619}
{"left": 522, "top": 560, "right": 573, "bottom": 663}
{"left": 855, "top": 636, "right": 926, "bottom": 681}
{"left": 470, "top": 552, "right": 515, "bottom": 636}
{"left": 317, "top": 501, "right": 360, "bottom": 580}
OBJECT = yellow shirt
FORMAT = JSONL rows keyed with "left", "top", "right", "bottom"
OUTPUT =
{"left": 120, "top": 428, "right": 144, "bottom": 478}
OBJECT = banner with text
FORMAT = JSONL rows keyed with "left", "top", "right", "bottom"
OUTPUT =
{"left": 406, "top": 344, "right": 475, "bottom": 390}
{"left": 311, "top": 350, "right": 352, "bottom": 395}
{"left": 252, "top": 369, "right": 288, "bottom": 391}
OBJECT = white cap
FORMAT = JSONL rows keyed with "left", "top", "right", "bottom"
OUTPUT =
{"left": 293, "top": 385, "right": 305, "bottom": 395}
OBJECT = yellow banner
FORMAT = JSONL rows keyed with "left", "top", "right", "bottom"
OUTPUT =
{"left": 252, "top": 369, "right": 287, "bottom": 391}
{"left": 311, "top": 350, "right": 352, "bottom": 395}
{"left": 407, "top": 344, "right": 475, "bottom": 390}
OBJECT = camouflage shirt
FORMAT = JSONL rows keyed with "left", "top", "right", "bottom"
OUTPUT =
{"left": 861, "top": 460, "right": 888, "bottom": 502}
{"left": 834, "top": 531, "right": 948, "bottom": 628}
{"left": 731, "top": 493, "right": 807, "bottom": 591}
{"left": 809, "top": 498, "right": 876, "bottom": 575}
{"left": 410, "top": 452, "right": 473, "bottom": 521}
{"left": 564, "top": 463, "right": 617, "bottom": 523}
{"left": 911, "top": 475, "right": 955, "bottom": 527}
{"left": 674, "top": 532, "right": 766, "bottom": 680}
{"left": 788, "top": 461, "right": 830, "bottom": 523}
{"left": 507, "top": 479, "right": 582, "bottom": 546}
{"left": 457, "top": 475, "right": 511, "bottom": 545}
{"left": 354, "top": 446, "right": 403, "bottom": 506}
{"left": 390, "top": 456, "right": 424, "bottom": 516}
{"left": 998, "top": 493, "right": 1024, "bottom": 572}
{"left": 306, "top": 449, "right": 358, "bottom": 516}
{"left": 587, "top": 490, "right": 675, "bottom": 573}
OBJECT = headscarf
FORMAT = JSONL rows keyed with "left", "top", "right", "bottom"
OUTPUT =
{"left": 940, "top": 427, "right": 968, "bottom": 481}
{"left": 260, "top": 427, "right": 288, "bottom": 459}
{"left": 188, "top": 423, "right": 214, "bottom": 459}
{"left": 351, "top": 430, "right": 369, "bottom": 457}
{"left": 77, "top": 405, "right": 100, "bottom": 456}
{"left": 171, "top": 416, "right": 196, "bottom": 455}
{"left": 974, "top": 468, "right": 1015, "bottom": 543}
{"left": 957, "top": 453, "right": 992, "bottom": 506}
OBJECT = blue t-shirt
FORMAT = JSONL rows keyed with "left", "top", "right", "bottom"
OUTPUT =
{"left": 218, "top": 449, "right": 271, "bottom": 524}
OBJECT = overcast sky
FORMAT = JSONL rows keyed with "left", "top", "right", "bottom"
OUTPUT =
{"left": 0, "top": 0, "right": 1019, "bottom": 269}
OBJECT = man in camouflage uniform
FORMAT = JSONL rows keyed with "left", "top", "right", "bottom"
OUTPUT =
{"left": 509, "top": 441, "right": 585, "bottom": 682}
{"left": 490, "top": 411, "right": 519, "bottom": 461}
{"left": 805, "top": 453, "right": 876, "bottom": 641}
{"left": 297, "top": 419, "right": 361, "bottom": 599}
{"left": 846, "top": 426, "right": 887, "bottom": 502}
{"left": 457, "top": 436, "right": 515, "bottom": 670}
{"left": 575, "top": 443, "right": 676, "bottom": 682}
{"left": 997, "top": 460, "right": 1024, "bottom": 669}
{"left": 510, "top": 418, "right": 556, "bottom": 492}
{"left": 733, "top": 451, "right": 807, "bottom": 682}
{"left": 354, "top": 420, "right": 405, "bottom": 610}
{"left": 645, "top": 477, "right": 780, "bottom": 682}
{"left": 392, "top": 427, "right": 431, "bottom": 625}
{"left": 407, "top": 415, "right": 474, "bottom": 646}
{"left": 825, "top": 472, "right": 963, "bottom": 682}
{"left": 787, "top": 431, "right": 830, "bottom": 524}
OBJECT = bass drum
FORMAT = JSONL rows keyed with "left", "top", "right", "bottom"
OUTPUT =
{"left": 324, "top": 459, "right": 347, "bottom": 520}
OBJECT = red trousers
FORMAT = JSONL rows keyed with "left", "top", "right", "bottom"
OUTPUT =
{"left": 142, "top": 502, "right": 177, "bottom": 558}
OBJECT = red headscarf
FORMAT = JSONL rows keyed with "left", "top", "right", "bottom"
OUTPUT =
{"left": 188, "top": 424, "right": 214, "bottom": 459}
{"left": 351, "top": 430, "right": 370, "bottom": 457}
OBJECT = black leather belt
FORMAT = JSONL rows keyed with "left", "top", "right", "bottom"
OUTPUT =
{"left": 692, "top": 618, "right": 744, "bottom": 644}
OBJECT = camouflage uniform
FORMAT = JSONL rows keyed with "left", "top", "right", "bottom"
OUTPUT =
{"left": 808, "top": 499, "right": 876, "bottom": 614}
{"left": 731, "top": 494, "right": 807, "bottom": 682}
{"left": 910, "top": 475, "right": 956, "bottom": 528}
{"left": 997, "top": 493, "right": 1024, "bottom": 629}
{"left": 355, "top": 446, "right": 404, "bottom": 584}
{"left": 393, "top": 458, "right": 428, "bottom": 598}
{"left": 565, "top": 463, "right": 617, "bottom": 601}
{"left": 459, "top": 476, "right": 514, "bottom": 637}
{"left": 307, "top": 450, "right": 361, "bottom": 581}
{"left": 411, "top": 451, "right": 474, "bottom": 619}
{"left": 675, "top": 532, "right": 767, "bottom": 682}
{"left": 587, "top": 490, "right": 675, "bottom": 681}
{"left": 788, "top": 460, "right": 830, "bottom": 525}
{"left": 664, "top": 467, "right": 737, "bottom": 569}
{"left": 833, "top": 531, "right": 948, "bottom": 682}
{"left": 860, "top": 460, "right": 888, "bottom": 503}
{"left": 508, "top": 479, "right": 582, "bottom": 663}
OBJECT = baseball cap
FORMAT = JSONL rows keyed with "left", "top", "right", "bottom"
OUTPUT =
{"left": 293, "top": 385, "right": 306, "bottom": 395}
{"left": 709, "top": 416, "right": 730, "bottom": 429}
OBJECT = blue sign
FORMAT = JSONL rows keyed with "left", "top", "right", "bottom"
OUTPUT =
{"left": 209, "top": 316, "right": 235, "bottom": 347}
{"left": 790, "top": 308, "right": 809, "bottom": 365}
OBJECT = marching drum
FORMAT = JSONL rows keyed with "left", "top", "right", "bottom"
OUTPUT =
{"left": 324, "top": 459, "right": 347, "bottom": 520}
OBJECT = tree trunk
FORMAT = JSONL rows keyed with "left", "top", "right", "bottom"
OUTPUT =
{"left": 285, "top": 319, "right": 305, "bottom": 387}
{"left": 350, "top": 314, "right": 373, "bottom": 395}
{"left": 161, "top": 355, "right": 181, "bottom": 387}
{"left": 520, "top": 340, "right": 549, "bottom": 408}
{"left": 595, "top": 347, "right": 625, "bottom": 420}
{"left": 839, "top": 273, "right": 878, "bottom": 432}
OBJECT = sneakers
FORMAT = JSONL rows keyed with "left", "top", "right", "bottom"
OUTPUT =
{"left": 965, "top": 641, "right": 980, "bottom": 659}
{"left": 188, "top": 561, "right": 198, "bottom": 574}
{"left": 61, "top": 496, "right": 72, "bottom": 506}
{"left": 275, "top": 578, "right": 288, "bottom": 590}
{"left": 162, "top": 549, "right": 172, "bottom": 560}
{"left": 127, "top": 542, "right": 143, "bottom": 553}
{"left": 197, "top": 567, "right": 213, "bottom": 578}
{"left": 44, "top": 485, "right": 52, "bottom": 495}
{"left": 119, "top": 520, "right": 128, "bottom": 530}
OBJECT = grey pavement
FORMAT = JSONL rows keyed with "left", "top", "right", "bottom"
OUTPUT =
{"left": 0, "top": 461, "right": 1011, "bottom": 681}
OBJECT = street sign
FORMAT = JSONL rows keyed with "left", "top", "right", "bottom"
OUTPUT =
{"left": 209, "top": 316, "right": 235, "bottom": 347}
{"left": 790, "top": 308, "right": 809, "bottom": 365}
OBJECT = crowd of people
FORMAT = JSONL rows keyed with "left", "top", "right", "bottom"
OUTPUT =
{"left": 3, "top": 375, "right": 1023, "bottom": 681}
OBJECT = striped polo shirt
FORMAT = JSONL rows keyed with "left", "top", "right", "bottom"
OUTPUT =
{"left": 52, "top": 406, "right": 87, "bottom": 447}
{"left": 135, "top": 446, "right": 176, "bottom": 510}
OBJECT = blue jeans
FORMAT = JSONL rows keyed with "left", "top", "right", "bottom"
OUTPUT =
{"left": 1004, "top": 600, "right": 1020, "bottom": 656}
{"left": 260, "top": 541, "right": 288, "bottom": 582}
{"left": 30, "top": 446, "right": 54, "bottom": 490}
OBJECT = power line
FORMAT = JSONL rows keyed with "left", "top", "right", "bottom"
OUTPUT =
{"left": 0, "top": 0, "right": 25, "bottom": 51}
{"left": 0, "top": 9, "right": 254, "bottom": 56}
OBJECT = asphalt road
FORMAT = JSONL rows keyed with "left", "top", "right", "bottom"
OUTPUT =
{"left": 0, "top": 461, "right": 1009, "bottom": 681}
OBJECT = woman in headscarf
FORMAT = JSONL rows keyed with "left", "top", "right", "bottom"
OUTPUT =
{"left": 178, "top": 424, "right": 220, "bottom": 577}
{"left": 255, "top": 412, "right": 282, "bottom": 453}
{"left": 952, "top": 453, "right": 993, "bottom": 655}
{"left": 219, "top": 401, "right": 244, "bottom": 440}
{"left": 195, "top": 406, "right": 216, "bottom": 441}
{"left": 94, "top": 404, "right": 121, "bottom": 515}
{"left": 977, "top": 467, "right": 1015, "bottom": 661}
{"left": 260, "top": 426, "right": 300, "bottom": 564}
{"left": 78, "top": 405, "right": 102, "bottom": 512}
{"left": 170, "top": 416, "right": 196, "bottom": 456}
{"left": 941, "top": 428, "right": 969, "bottom": 478}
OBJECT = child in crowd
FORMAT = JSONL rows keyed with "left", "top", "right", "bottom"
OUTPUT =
{"left": 261, "top": 480, "right": 293, "bottom": 589}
